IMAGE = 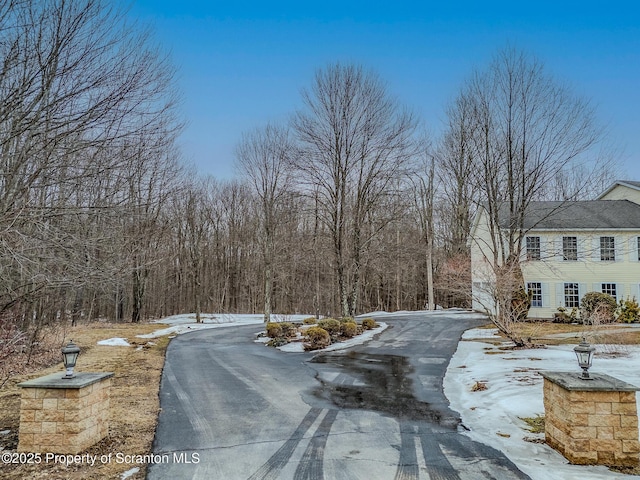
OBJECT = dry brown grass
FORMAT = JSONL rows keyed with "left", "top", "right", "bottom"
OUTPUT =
{"left": 494, "top": 322, "right": 640, "bottom": 347}
{"left": 0, "top": 321, "right": 170, "bottom": 480}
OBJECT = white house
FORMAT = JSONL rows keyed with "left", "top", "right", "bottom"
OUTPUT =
{"left": 469, "top": 180, "right": 640, "bottom": 319}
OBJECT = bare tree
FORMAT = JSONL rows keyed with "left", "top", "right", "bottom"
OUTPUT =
{"left": 410, "top": 144, "right": 436, "bottom": 310}
{"left": 0, "top": 0, "right": 181, "bottom": 323}
{"left": 236, "top": 123, "right": 295, "bottom": 322}
{"left": 293, "top": 63, "right": 417, "bottom": 317}
{"left": 462, "top": 48, "right": 607, "bottom": 345}
{"left": 437, "top": 94, "right": 479, "bottom": 256}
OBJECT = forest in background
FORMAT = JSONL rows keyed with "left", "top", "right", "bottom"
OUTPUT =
{"left": 0, "top": 0, "right": 615, "bottom": 371}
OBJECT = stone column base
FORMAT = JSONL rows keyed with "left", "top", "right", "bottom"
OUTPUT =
{"left": 541, "top": 371, "right": 640, "bottom": 467}
{"left": 18, "top": 372, "right": 114, "bottom": 454}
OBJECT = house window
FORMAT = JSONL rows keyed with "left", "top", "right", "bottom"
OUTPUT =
{"left": 526, "top": 236, "right": 540, "bottom": 261}
{"left": 563, "top": 236, "right": 577, "bottom": 261}
{"left": 637, "top": 237, "right": 640, "bottom": 262}
{"left": 601, "top": 283, "right": 617, "bottom": 301}
{"left": 527, "top": 282, "right": 542, "bottom": 307}
{"left": 564, "top": 283, "right": 580, "bottom": 308}
{"left": 600, "top": 236, "right": 615, "bottom": 261}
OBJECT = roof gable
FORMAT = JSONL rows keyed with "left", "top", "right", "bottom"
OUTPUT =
{"left": 597, "top": 180, "right": 640, "bottom": 200}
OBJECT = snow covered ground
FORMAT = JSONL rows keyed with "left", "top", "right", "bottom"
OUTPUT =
{"left": 96, "top": 310, "right": 640, "bottom": 479}
{"left": 134, "top": 312, "right": 388, "bottom": 353}
{"left": 135, "top": 313, "right": 312, "bottom": 338}
{"left": 445, "top": 327, "right": 640, "bottom": 480}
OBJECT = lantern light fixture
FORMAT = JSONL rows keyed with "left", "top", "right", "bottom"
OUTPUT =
{"left": 573, "top": 337, "right": 595, "bottom": 380}
{"left": 61, "top": 340, "right": 80, "bottom": 379}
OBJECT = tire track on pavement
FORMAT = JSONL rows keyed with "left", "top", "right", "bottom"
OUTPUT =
{"left": 293, "top": 409, "right": 339, "bottom": 480}
{"left": 248, "top": 407, "right": 324, "bottom": 480}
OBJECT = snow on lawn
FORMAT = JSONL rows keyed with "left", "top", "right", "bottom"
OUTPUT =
{"left": 362, "top": 308, "right": 488, "bottom": 321}
{"left": 97, "top": 337, "right": 130, "bottom": 346}
{"left": 444, "top": 327, "right": 640, "bottom": 480}
{"left": 99, "top": 312, "right": 386, "bottom": 350}
{"left": 135, "top": 313, "right": 311, "bottom": 339}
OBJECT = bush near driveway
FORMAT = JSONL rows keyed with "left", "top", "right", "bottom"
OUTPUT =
{"left": 361, "top": 318, "right": 378, "bottom": 330}
{"left": 303, "top": 326, "right": 331, "bottom": 351}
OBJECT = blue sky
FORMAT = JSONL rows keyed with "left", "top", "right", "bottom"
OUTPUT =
{"left": 130, "top": 1, "right": 640, "bottom": 181}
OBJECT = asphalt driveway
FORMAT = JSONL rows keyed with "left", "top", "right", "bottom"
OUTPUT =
{"left": 147, "top": 313, "right": 530, "bottom": 479}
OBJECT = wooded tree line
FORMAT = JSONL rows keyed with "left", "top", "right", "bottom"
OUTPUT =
{"left": 0, "top": 0, "right": 612, "bottom": 336}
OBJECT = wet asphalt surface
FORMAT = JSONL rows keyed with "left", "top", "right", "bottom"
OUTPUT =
{"left": 147, "top": 313, "right": 530, "bottom": 479}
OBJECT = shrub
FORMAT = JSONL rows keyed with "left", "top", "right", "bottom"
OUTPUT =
{"left": 361, "top": 318, "right": 377, "bottom": 330}
{"left": 317, "top": 318, "right": 342, "bottom": 336}
{"left": 279, "top": 322, "right": 297, "bottom": 338}
{"left": 340, "top": 321, "right": 358, "bottom": 338}
{"left": 553, "top": 306, "right": 578, "bottom": 324}
{"left": 339, "top": 317, "right": 355, "bottom": 324}
{"left": 303, "top": 317, "right": 317, "bottom": 325}
{"left": 304, "top": 326, "right": 330, "bottom": 351}
{"left": 267, "top": 337, "right": 289, "bottom": 347}
{"left": 616, "top": 298, "right": 640, "bottom": 323}
{"left": 266, "top": 322, "right": 283, "bottom": 338}
{"left": 580, "top": 292, "right": 617, "bottom": 324}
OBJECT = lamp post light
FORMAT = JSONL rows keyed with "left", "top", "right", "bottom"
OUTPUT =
{"left": 61, "top": 340, "right": 80, "bottom": 379}
{"left": 574, "top": 337, "right": 595, "bottom": 380}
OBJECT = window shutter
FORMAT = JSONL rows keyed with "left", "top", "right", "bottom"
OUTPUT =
{"left": 578, "top": 283, "right": 587, "bottom": 302}
{"left": 540, "top": 237, "right": 547, "bottom": 261}
{"left": 542, "top": 283, "right": 550, "bottom": 308}
{"left": 632, "top": 236, "right": 640, "bottom": 262}
{"left": 592, "top": 237, "right": 601, "bottom": 261}
{"left": 555, "top": 236, "right": 563, "bottom": 261}
{"left": 556, "top": 283, "right": 565, "bottom": 308}
{"left": 591, "top": 283, "right": 601, "bottom": 293}
{"left": 616, "top": 283, "right": 624, "bottom": 301}
{"left": 631, "top": 284, "right": 640, "bottom": 301}
{"left": 615, "top": 236, "right": 623, "bottom": 262}
{"left": 575, "top": 236, "right": 582, "bottom": 261}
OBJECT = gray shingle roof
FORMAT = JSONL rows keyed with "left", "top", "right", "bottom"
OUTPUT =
{"left": 499, "top": 200, "right": 640, "bottom": 230}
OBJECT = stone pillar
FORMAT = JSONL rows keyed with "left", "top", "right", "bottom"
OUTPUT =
{"left": 541, "top": 371, "right": 640, "bottom": 467}
{"left": 17, "top": 372, "right": 114, "bottom": 454}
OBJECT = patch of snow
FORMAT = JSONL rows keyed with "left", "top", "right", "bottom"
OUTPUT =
{"left": 444, "top": 329, "right": 640, "bottom": 480}
{"left": 461, "top": 327, "right": 501, "bottom": 340}
{"left": 138, "top": 313, "right": 312, "bottom": 339}
{"left": 363, "top": 308, "right": 488, "bottom": 320}
{"left": 97, "top": 337, "right": 130, "bottom": 347}
{"left": 0, "top": 430, "right": 10, "bottom": 435}
{"left": 120, "top": 467, "right": 140, "bottom": 479}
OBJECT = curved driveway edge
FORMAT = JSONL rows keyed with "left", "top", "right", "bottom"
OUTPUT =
{"left": 148, "top": 313, "right": 530, "bottom": 479}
